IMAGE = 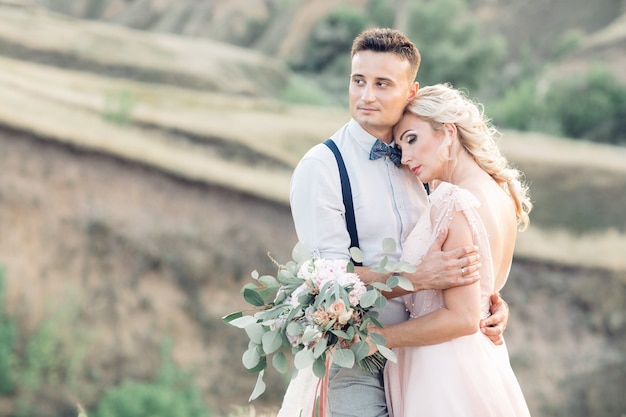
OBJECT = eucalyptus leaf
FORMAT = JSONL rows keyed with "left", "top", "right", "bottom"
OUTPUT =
{"left": 256, "top": 305, "right": 289, "bottom": 322}
{"left": 259, "top": 275, "right": 279, "bottom": 288}
{"left": 376, "top": 344, "right": 397, "bottom": 363}
{"left": 294, "top": 349, "right": 315, "bottom": 369}
{"left": 374, "top": 294, "right": 387, "bottom": 309}
{"left": 349, "top": 247, "right": 364, "bottom": 263}
{"left": 249, "top": 371, "right": 266, "bottom": 401}
{"left": 251, "top": 270, "right": 260, "bottom": 280}
{"left": 313, "top": 338, "right": 328, "bottom": 358}
{"left": 277, "top": 269, "right": 297, "bottom": 281}
{"left": 369, "top": 332, "right": 386, "bottom": 346}
{"left": 222, "top": 311, "right": 242, "bottom": 324}
{"left": 331, "top": 329, "right": 350, "bottom": 340}
{"left": 228, "top": 315, "right": 258, "bottom": 329}
{"left": 286, "top": 321, "right": 303, "bottom": 336}
{"left": 272, "top": 351, "right": 288, "bottom": 374}
{"left": 395, "top": 275, "right": 414, "bottom": 291}
{"left": 359, "top": 290, "right": 379, "bottom": 308}
{"left": 386, "top": 274, "right": 399, "bottom": 289}
{"left": 350, "top": 341, "right": 371, "bottom": 363}
{"left": 243, "top": 288, "right": 266, "bottom": 307}
{"left": 378, "top": 256, "right": 389, "bottom": 270}
{"left": 386, "top": 260, "right": 416, "bottom": 274}
{"left": 245, "top": 323, "right": 265, "bottom": 345}
{"left": 382, "top": 237, "right": 397, "bottom": 253}
{"left": 369, "top": 316, "right": 383, "bottom": 329}
{"left": 246, "top": 355, "right": 267, "bottom": 374}
{"left": 242, "top": 346, "right": 261, "bottom": 369}
{"left": 332, "top": 348, "right": 355, "bottom": 368}
{"left": 312, "top": 356, "right": 327, "bottom": 378}
{"left": 262, "top": 330, "right": 283, "bottom": 354}
{"left": 371, "top": 281, "right": 391, "bottom": 292}
{"left": 345, "top": 326, "right": 355, "bottom": 339}
{"left": 292, "top": 242, "right": 311, "bottom": 263}
{"left": 241, "top": 283, "right": 258, "bottom": 291}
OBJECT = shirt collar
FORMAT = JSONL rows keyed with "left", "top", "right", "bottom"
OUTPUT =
{"left": 347, "top": 118, "right": 380, "bottom": 154}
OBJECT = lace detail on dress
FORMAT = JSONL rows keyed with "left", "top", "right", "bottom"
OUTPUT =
{"left": 400, "top": 182, "right": 495, "bottom": 319}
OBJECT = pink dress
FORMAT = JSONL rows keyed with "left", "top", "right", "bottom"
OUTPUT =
{"left": 384, "top": 182, "right": 531, "bottom": 417}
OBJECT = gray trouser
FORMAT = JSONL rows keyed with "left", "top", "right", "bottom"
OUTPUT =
{"left": 327, "top": 363, "right": 388, "bottom": 417}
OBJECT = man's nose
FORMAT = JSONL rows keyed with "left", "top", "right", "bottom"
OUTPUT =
{"left": 362, "top": 85, "right": 375, "bottom": 102}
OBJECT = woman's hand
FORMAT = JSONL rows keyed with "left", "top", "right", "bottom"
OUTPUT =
{"left": 406, "top": 227, "right": 481, "bottom": 291}
{"left": 480, "top": 293, "right": 509, "bottom": 345}
{"left": 365, "top": 325, "right": 382, "bottom": 356}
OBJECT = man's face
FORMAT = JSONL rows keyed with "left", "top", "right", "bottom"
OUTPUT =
{"left": 349, "top": 50, "right": 418, "bottom": 142}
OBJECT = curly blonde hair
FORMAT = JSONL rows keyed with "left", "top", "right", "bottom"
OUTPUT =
{"left": 405, "top": 83, "right": 532, "bottom": 230}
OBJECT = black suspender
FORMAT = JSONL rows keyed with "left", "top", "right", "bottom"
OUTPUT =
{"left": 323, "top": 139, "right": 362, "bottom": 266}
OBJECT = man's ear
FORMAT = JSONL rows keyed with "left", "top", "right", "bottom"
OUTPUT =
{"left": 407, "top": 81, "right": 419, "bottom": 101}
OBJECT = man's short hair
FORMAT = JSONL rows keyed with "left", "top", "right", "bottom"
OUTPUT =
{"left": 351, "top": 27, "right": 421, "bottom": 82}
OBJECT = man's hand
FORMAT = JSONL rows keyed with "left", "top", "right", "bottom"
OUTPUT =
{"left": 480, "top": 293, "right": 509, "bottom": 345}
{"left": 406, "top": 227, "right": 481, "bottom": 291}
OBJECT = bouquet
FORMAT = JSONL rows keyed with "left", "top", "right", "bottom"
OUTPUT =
{"left": 223, "top": 239, "right": 415, "bottom": 400}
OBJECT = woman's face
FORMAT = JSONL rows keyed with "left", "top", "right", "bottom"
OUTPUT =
{"left": 394, "top": 113, "right": 446, "bottom": 183}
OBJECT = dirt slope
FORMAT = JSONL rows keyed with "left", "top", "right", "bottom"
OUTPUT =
{"left": 1, "top": 127, "right": 625, "bottom": 416}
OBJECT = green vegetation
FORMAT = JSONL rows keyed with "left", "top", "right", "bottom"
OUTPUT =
{"left": 103, "top": 89, "right": 137, "bottom": 126}
{"left": 0, "top": 268, "right": 17, "bottom": 394}
{"left": 545, "top": 67, "right": 626, "bottom": 144}
{"left": 405, "top": 0, "right": 506, "bottom": 91}
{"left": 297, "top": 5, "right": 367, "bottom": 74}
{"left": 288, "top": 0, "right": 626, "bottom": 145}
{"left": 0, "top": 268, "right": 211, "bottom": 416}
{"left": 93, "top": 339, "right": 211, "bottom": 417}
{"left": 278, "top": 74, "right": 336, "bottom": 105}
{"left": 492, "top": 67, "right": 626, "bottom": 145}
{"left": 293, "top": 0, "right": 505, "bottom": 104}
{"left": 13, "top": 303, "right": 91, "bottom": 417}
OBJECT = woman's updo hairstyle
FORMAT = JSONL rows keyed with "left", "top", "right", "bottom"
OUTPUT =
{"left": 405, "top": 83, "right": 532, "bottom": 230}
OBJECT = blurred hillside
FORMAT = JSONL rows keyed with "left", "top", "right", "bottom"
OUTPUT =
{"left": 30, "top": 0, "right": 626, "bottom": 84}
{"left": 0, "top": 1, "right": 624, "bottom": 417}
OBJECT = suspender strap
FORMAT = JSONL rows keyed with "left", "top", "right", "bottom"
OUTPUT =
{"left": 323, "top": 139, "right": 362, "bottom": 266}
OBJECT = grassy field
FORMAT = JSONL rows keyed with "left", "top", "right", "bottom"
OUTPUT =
{"left": 2, "top": 51, "right": 625, "bottom": 273}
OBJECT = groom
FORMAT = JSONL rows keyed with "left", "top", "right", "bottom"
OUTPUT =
{"left": 289, "top": 28, "right": 509, "bottom": 416}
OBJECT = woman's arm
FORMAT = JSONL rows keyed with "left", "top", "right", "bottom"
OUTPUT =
{"left": 372, "top": 211, "right": 482, "bottom": 348}
{"left": 359, "top": 227, "right": 480, "bottom": 298}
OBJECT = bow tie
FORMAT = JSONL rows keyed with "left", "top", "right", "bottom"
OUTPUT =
{"left": 369, "top": 139, "right": 402, "bottom": 167}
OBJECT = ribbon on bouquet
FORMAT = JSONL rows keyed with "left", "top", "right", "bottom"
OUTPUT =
{"left": 313, "top": 357, "right": 331, "bottom": 417}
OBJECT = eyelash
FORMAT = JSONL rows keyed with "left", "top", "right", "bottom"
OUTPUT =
{"left": 407, "top": 134, "right": 417, "bottom": 144}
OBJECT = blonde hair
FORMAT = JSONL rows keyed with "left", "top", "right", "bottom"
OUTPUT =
{"left": 406, "top": 83, "right": 532, "bottom": 230}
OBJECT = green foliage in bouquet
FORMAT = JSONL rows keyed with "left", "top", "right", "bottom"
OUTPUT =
{"left": 223, "top": 238, "right": 415, "bottom": 400}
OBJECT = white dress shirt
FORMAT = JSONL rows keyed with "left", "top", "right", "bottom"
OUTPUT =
{"left": 290, "top": 118, "right": 428, "bottom": 325}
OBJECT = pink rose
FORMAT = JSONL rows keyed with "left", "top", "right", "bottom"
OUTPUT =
{"left": 329, "top": 301, "right": 354, "bottom": 325}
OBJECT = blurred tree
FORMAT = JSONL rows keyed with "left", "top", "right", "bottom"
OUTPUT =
{"left": 296, "top": 5, "right": 367, "bottom": 74}
{"left": 546, "top": 66, "right": 626, "bottom": 144}
{"left": 404, "top": 0, "right": 506, "bottom": 91}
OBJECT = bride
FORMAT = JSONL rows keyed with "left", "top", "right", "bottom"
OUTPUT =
{"left": 376, "top": 83, "right": 532, "bottom": 416}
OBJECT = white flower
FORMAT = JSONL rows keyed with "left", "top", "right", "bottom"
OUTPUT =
{"left": 300, "top": 325, "right": 323, "bottom": 348}
{"left": 298, "top": 258, "right": 350, "bottom": 288}
{"left": 339, "top": 272, "right": 367, "bottom": 306}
